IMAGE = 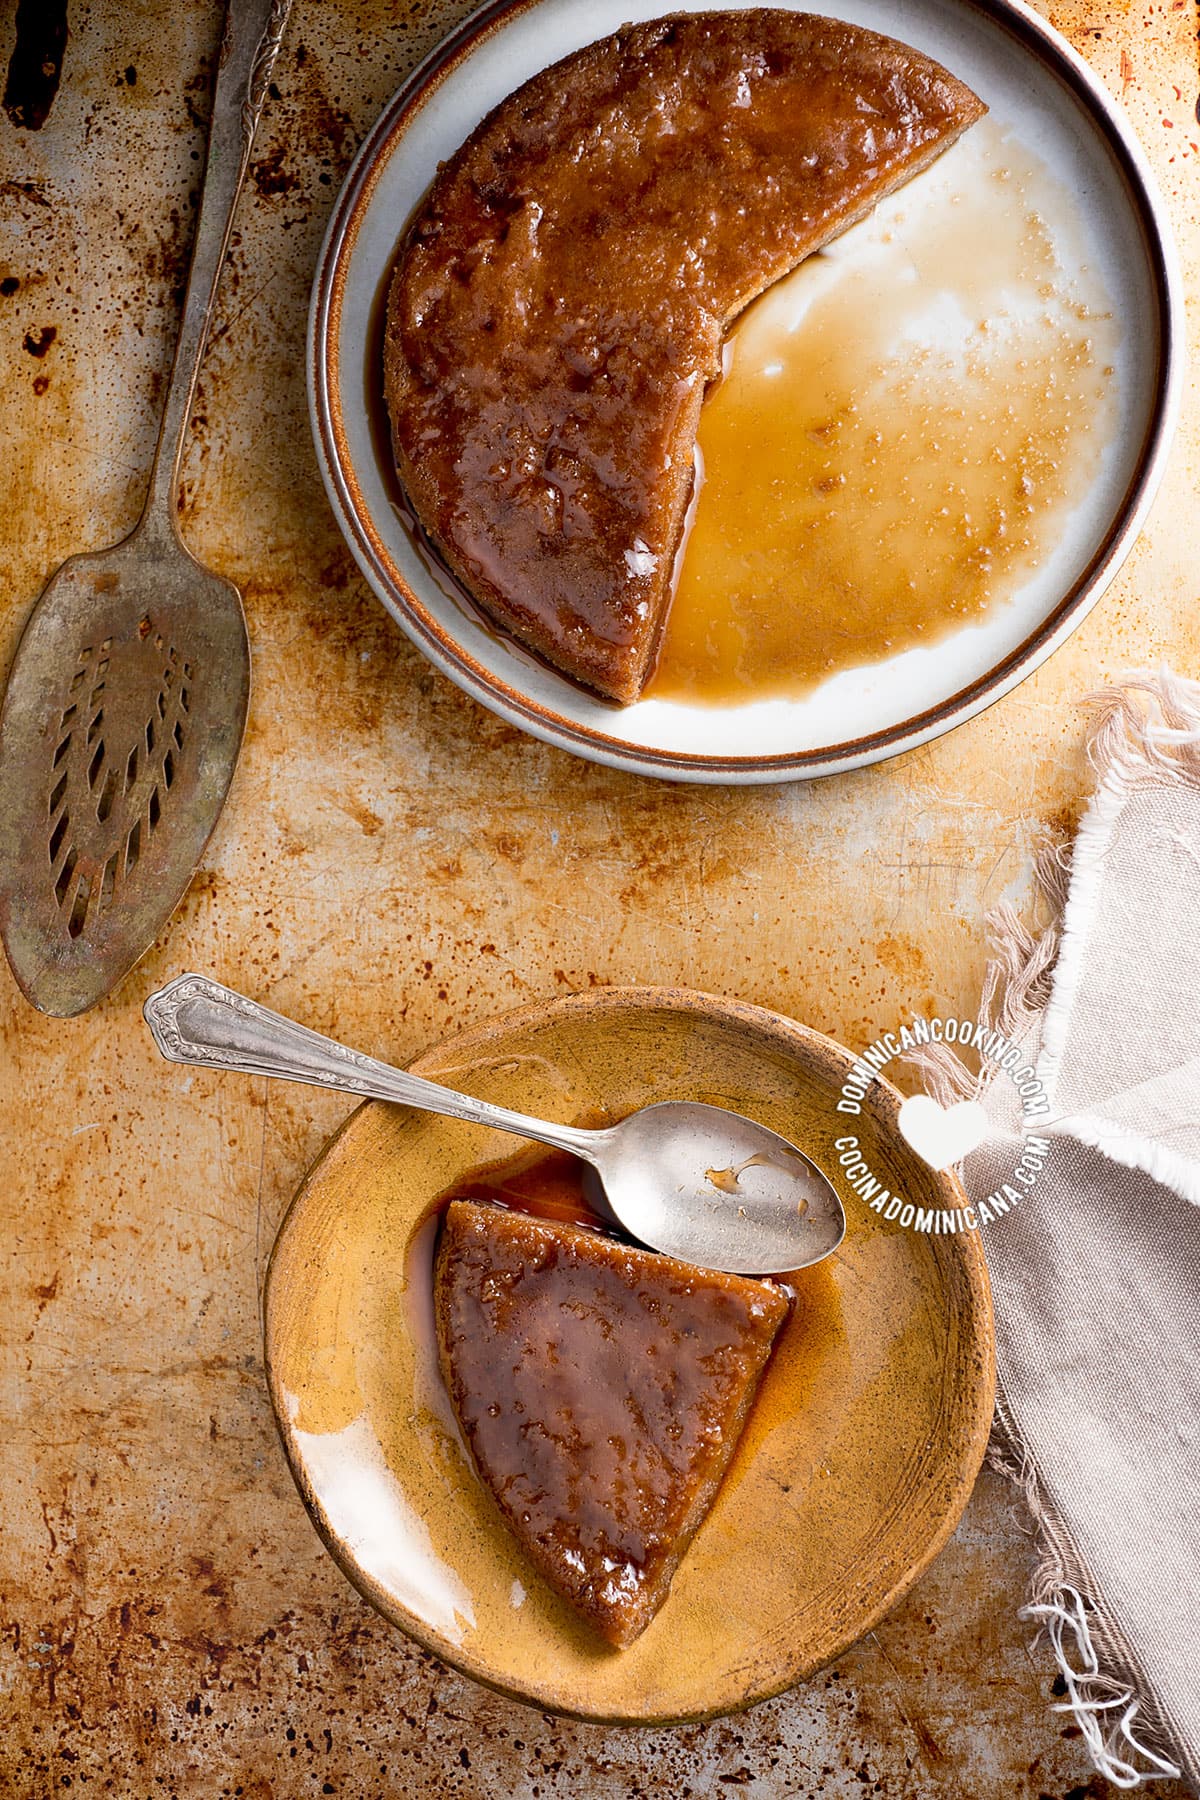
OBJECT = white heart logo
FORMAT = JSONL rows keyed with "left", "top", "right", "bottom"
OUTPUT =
{"left": 897, "top": 1095, "right": 989, "bottom": 1171}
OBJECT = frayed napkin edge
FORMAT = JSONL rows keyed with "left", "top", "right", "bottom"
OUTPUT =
{"left": 1044, "top": 1109, "right": 1200, "bottom": 1210}
{"left": 989, "top": 1395, "right": 1184, "bottom": 1789}
{"left": 906, "top": 670, "right": 1200, "bottom": 1789}
{"left": 1036, "top": 667, "right": 1200, "bottom": 1125}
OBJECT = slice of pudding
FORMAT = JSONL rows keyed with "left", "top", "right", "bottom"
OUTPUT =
{"left": 433, "top": 1198, "right": 790, "bottom": 1646}
{"left": 384, "top": 10, "right": 985, "bottom": 701}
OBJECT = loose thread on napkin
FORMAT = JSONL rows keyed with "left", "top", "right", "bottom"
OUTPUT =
{"left": 989, "top": 1393, "right": 1183, "bottom": 1789}
{"left": 900, "top": 671, "right": 1200, "bottom": 1790}
{"left": 906, "top": 839, "right": 1065, "bottom": 1112}
{"left": 1084, "top": 669, "right": 1200, "bottom": 791}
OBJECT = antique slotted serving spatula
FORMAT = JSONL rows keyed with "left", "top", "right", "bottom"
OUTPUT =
{"left": 0, "top": 0, "right": 292, "bottom": 1017}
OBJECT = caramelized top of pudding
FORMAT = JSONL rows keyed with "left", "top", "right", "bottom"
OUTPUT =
{"left": 433, "top": 1198, "right": 790, "bottom": 1646}
{"left": 384, "top": 9, "right": 984, "bottom": 701}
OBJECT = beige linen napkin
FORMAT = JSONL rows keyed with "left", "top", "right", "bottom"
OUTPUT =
{"left": 912, "top": 671, "right": 1200, "bottom": 1790}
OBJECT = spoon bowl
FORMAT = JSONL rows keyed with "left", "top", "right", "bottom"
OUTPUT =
{"left": 144, "top": 974, "right": 845, "bottom": 1275}
{"left": 582, "top": 1100, "right": 844, "bottom": 1272}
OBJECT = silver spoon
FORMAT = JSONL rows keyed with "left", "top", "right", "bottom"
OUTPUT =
{"left": 144, "top": 974, "right": 846, "bottom": 1275}
{"left": 0, "top": 0, "right": 291, "bottom": 1017}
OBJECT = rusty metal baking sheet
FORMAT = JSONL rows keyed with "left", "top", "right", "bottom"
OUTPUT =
{"left": 1, "top": 0, "right": 1196, "bottom": 1793}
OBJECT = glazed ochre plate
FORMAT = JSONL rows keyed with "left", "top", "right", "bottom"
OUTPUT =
{"left": 264, "top": 988, "right": 995, "bottom": 1722}
{"left": 308, "top": 0, "right": 1180, "bottom": 783}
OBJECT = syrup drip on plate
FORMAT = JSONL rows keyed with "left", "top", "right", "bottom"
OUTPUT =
{"left": 649, "top": 123, "right": 1119, "bottom": 705}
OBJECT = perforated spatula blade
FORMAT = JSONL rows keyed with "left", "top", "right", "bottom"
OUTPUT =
{"left": 0, "top": 531, "right": 250, "bottom": 1016}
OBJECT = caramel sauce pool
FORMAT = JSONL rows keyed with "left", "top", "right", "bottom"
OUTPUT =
{"left": 434, "top": 1142, "right": 605, "bottom": 1231}
{"left": 649, "top": 125, "right": 1119, "bottom": 704}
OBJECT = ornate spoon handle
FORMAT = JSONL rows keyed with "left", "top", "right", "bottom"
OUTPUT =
{"left": 143, "top": 973, "right": 602, "bottom": 1156}
{"left": 142, "top": 0, "right": 294, "bottom": 535}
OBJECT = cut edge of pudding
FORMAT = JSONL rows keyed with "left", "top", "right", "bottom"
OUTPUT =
{"left": 433, "top": 1198, "right": 791, "bottom": 1647}
{"left": 384, "top": 10, "right": 986, "bottom": 702}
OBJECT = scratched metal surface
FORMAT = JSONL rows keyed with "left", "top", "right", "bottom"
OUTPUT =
{"left": 0, "top": 0, "right": 1195, "bottom": 1794}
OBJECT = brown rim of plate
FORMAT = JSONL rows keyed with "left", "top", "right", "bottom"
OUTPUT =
{"left": 308, "top": 0, "right": 1182, "bottom": 783}
{"left": 262, "top": 984, "right": 997, "bottom": 1723}
{"left": 312, "top": 4, "right": 1180, "bottom": 779}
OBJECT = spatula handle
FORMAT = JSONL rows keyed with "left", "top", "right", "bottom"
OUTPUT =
{"left": 143, "top": 973, "right": 603, "bottom": 1157}
{"left": 141, "top": 0, "right": 293, "bottom": 537}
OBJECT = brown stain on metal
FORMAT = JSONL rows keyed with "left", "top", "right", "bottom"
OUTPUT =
{"left": 31, "top": 1270, "right": 59, "bottom": 1314}
{"left": 875, "top": 934, "right": 931, "bottom": 984}
{"left": 0, "top": 178, "right": 50, "bottom": 206}
{"left": 3, "top": 0, "right": 69, "bottom": 131}
{"left": 1045, "top": 798, "right": 1087, "bottom": 844}
{"left": 0, "top": 0, "right": 1194, "bottom": 1793}
{"left": 250, "top": 144, "right": 301, "bottom": 200}
{"left": 337, "top": 792, "right": 383, "bottom": 836}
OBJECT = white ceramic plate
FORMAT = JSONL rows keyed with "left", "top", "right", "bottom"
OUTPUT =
{"left": 308, "top": 0, "right": 1182, "bottom": 783}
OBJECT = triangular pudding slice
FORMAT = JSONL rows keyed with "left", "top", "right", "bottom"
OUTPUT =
{"left": 434, "top": 1199, "right": 790, "bottom": 1646}
{"left": 385, "top": 10, "right": 985, "bottom": 701}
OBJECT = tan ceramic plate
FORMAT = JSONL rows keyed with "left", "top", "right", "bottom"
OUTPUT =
{"left": 264, "top": 988, "right": 994, "bottom": 1723}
